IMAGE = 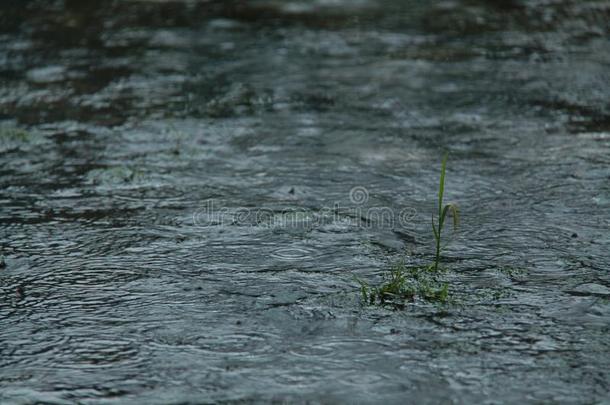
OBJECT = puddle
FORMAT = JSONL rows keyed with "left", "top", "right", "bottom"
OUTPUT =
{"left": 1, "top": 0, "right": 609, "bottom": 402}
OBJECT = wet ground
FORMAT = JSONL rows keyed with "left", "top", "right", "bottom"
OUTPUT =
{"left": 1, "top": 0, "right": 609, "bottom": 403}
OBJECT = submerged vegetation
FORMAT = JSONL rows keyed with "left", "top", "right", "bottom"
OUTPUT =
{"left": 86, "top": 166, "right": 146, "bottom": 186}
{"left": 358, "top": 262, "right": 450, "bottom": 308}
{"left": 0, "top": 127, "right": 30, "bottom": 142}
{"left": 0, "top": 126, "right": 47, "bottom": 153}
{"left": 0, "top": 127, "right": 34, "bottom": 151}
{"left": 358, "top": 154, "right": 459, "bottom": 308}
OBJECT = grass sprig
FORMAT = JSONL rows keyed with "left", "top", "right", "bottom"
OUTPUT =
{"left": 357, "top": 153, "right": 459, "bottom": 308}
{"left": 432, "top": 153, "right": 459, "bottom": 271}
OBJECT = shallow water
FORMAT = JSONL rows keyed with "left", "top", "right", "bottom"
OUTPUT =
{"left": 1, "top": 0, "right": 609, "bottom": 403}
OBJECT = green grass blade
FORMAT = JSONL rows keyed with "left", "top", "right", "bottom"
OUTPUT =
{"left": 431, "top": 214, "right": 439, "bottom": 242}
{"left": 441, "top": 203, "right": 460, "bottom": 231}
{"left": 354, "top": 276, "right": 370, "bottom": 302}
{"left": 449, "top": 204, "right": 459, "bottom": 230}
{"left": 438, "top": 153, "right": 448, "bottom": 219}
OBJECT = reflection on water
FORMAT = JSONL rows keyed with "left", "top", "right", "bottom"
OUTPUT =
{"left": 1, "top": 0, "right": 609, "bottom": 402}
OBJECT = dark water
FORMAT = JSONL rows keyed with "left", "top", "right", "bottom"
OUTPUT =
{"left": 1, "top": 0, "right": 609, "bottom": 403}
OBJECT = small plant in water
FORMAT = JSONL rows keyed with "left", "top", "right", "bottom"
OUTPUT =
{"left": 357, "top": 153, "right": 459, "bottom": 307}
{"left": 432, "top": 153, "right": 459, "bottom": 271}
{"left": 0, "top": 127, "right": 30, "bottom": 141}
{"left": 358, "top": 262, "right": 449, "bottom": 308}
